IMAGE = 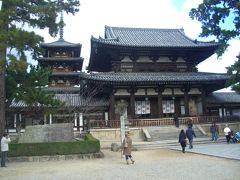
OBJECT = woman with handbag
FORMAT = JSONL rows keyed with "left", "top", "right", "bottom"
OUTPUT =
{"left": 179, "top": 129, "right": 187, "bottom": 153}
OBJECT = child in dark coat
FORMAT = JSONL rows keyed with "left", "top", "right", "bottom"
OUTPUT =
{"left": 179, "top": 129, "right": 187, "bottom": 153}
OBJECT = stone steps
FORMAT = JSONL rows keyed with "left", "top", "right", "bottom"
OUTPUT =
{"left": 133, "top": 138, "right": 226, "bottom": 150}
{"left": 146, "top": 125, "right": 206, "bottom": 141}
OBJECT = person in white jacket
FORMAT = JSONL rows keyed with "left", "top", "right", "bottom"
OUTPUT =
{"left": 223, "top": 124, "right": 231, "bottom": 144}
{"left": 1, "top": 133, "right": 11, "bottom": 167}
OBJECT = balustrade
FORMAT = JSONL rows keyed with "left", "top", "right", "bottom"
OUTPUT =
{"left": 88, "top": 115, "right": 240, "bottom": 129}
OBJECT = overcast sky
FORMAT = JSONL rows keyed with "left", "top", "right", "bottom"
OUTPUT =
{"left": 37, "top": 0, "right": 239, "bottom": 78}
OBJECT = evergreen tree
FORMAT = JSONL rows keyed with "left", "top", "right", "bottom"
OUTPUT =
{"left": 0, "top": 0, "right": 80, "bottom": 137}
{"left": 189, "top": 0, "right": 240, "bottom": 92}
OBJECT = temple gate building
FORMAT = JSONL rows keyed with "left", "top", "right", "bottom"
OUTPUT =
{"left": 8, "top": 26, "right": 240, "bottom": 130}
{"left": 80, "top": 26, "right": 240, "bottom": 121}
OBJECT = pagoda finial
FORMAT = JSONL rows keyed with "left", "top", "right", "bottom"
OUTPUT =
{"left": 59, "top": 10, "right": 64, "bottom": 40}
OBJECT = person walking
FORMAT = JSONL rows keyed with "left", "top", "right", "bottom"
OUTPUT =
{"left": 186, "top": 125, "right": 196, "bottom": 149}
{"left": 224, "top": 124, "right": 231, "bottom": 144}
{"left": 174, "top": 114, "right": 179, "bottom": 128}
{"left": 210, "top": 122, "right": 219, "bottom": 142}
{"left": 187, "top": 118, "right": 193, "bottom": 128}
{"left": 122, "top": 132, "right": 135, "bottom": 165}
{"left": 178, "top": 129, "right": 187, "bottom": 153}
{"left": 1, "top": 133, "right": 11, "bottom": 167}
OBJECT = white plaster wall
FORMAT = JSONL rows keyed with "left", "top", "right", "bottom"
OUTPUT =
{"left": 135, "top": 89, "right": 146, "bottom": 95}
{"left": 114, "top": 89, "right": 130, "bottom": 96}
{"left": 176, "top": 57, "right": 186, "bottom": 62}
{"left": 173, "top": 88, "right": 184, "bottom": 95}
{"left": 136, "top": 56, "right": 152, "bottom": 62}
{"left": 189, "top": 88, "right": 201, "bottom": 95}
{"left": 121, "top": 56, "right": 132, "bottom": 62}
{"left": 147, "top": 88, "right": 158, "bottom": 95}
{"left": 156, "top": 57, "right": 171, "bottom": 62}
{"left": 162, "top": 88, "right": 172, "bottom": 95}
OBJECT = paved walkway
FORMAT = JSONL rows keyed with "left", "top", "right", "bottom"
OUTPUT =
{"left": 102, "top": 137, "right": 240, "bottom": 161}
{"left": 171, "top": 142, "right": 240, "bottom": 160}
{"left": 0, "top": 142, "right": 239, "bottom": 180}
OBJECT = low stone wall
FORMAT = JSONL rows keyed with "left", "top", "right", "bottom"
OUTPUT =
{"left": 89, "top": 128, "right": 144, "bottom": 142}
{"left": 18, "top": 123, "right": 74, "bottom": 143}
{"left": 9, "top": 152, "right": 104, "bottom": 162}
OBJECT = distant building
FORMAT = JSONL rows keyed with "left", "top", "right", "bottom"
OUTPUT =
{"left": 82, "top": 26, "right": 240, "bottom": 120}
{"left": 8, "top": 26, "right": 240, "bottom": 130}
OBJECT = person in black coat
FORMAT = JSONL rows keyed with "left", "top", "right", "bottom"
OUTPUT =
{"left": 178, "top": 129, "right": 187, "bottom": 153}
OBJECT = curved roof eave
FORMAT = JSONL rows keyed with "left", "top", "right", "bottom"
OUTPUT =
{"left": 79, "top": 72, "right": 229, "bottom": 84}
{"left": 91, "top": 26, "right": 220, "bottom": 49}
{"left": 91, "top": 37, "right": 219, "bottom": 49}
{"left": 41, "top": 39, "right": 82, "bottom": 48}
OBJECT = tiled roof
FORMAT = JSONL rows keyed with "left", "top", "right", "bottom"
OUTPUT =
{"left": 91, "top": 26, "right": 219, "bottom": 48}
{"left": 54, "top": 94, "right": 109, "bottom": 107}
{"left": 41, "top": 39, "right": 81, "bottom": 48}
{"left": 207, "top": 92, "right": 240, "bottom": 104}
{"left": 79, "top": 72, "right": 229, "bottom": 84}
{"left": 10, "top": 94, "right": 109, "bottom": 108}
{"left": 51, "top": 72, "right": 81, "bottom": 76}
{"left": 43, "top": 87, "right": 80, "bottom": 93}
{"left": 38, "top": 57, "right": 83, "bottom": 61}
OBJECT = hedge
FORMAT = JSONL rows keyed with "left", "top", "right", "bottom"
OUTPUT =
{"left": 7, "top": 133, "right": 100, "bottom": 157}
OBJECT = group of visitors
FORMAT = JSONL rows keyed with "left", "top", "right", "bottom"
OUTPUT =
{"left": 178, "top": 122, "right": 196, "bottom": 153}
{"left": 178, "top": 122, "right": 238, "bottom": 153}
{"left": 210, "top": 122, "right": 238, "bottom": 144}
{"left": 211, "top": 123, "right": 239, "bottom": 144}
{"left": 224, "top": 124, "right": 238, "bottom": 144}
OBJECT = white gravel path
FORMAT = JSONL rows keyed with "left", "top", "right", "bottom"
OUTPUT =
{"left": 0, "top": 149, "right": 239, "bottom": 180}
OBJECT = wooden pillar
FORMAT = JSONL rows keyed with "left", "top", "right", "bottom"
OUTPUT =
{"left": 182, "top": 86, "right": 190, "bottom": 116}
{"left": 19, "top": 114, "right": 22, "bottom": 129}
{"left": 130, "top": 92, "right": 135, "bottom": 119}
{"left": 221, "top": 105, "right": 225, "bottom": 117}
{"left": 14, "top": 114, "right": 17, "bottom": 128}
{"left": 109, "top": 90, "right": 116, "bottom": 120}
{"left": 49, "top": 114, "right": 52, "bottom": 125}
{"left": 44, "top": 114, "right": 47, "bottom": 124}
{"left": 201, "top": 89, "right": 207, "bottom": 115}
{"left": 79, "top": 113, "right": 83, "bottom": 133}
{"left": 74, "top": 113, "right": 78, "bottom": 130}
{"left": 156, "top": 86, "right": 164, "bottom": 118}
{"left": 128, "top": 87, "right": 136, "bottom": 119}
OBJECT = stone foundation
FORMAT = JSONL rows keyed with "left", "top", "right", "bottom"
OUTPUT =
{"left": 89, "top": 127, "right": 144, "bottom": 142}
{"left": 18, "top": 123, "right": 74, "bottom": 143}
{"left": 9, "top": 152, "right": 104, "bottom": 162}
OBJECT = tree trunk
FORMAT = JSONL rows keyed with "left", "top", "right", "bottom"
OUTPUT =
{"left": 0, "top": 1, "right": 8, "bottom": 137}
{"left": 0, "top": 48, "right": 6, "bottom": 138}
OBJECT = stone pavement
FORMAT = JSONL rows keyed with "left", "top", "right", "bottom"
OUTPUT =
{"left": 170, "top": 142, "right": 240, "bottom": 160}
{"left": 102, "top": 137, "right": 240, "bottom": 160}
{"left": 1, "top": 147, "right": 239, "bottom": 180}
{"left": 1, "top": 140, "right": 240, "bottom": 180}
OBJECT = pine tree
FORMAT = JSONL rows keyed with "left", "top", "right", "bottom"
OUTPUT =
{"left": 0, "top": 0, "right": 80, "bottom": 137}
{"left": 189, "top": 0, "right": 240, "bottom": 92}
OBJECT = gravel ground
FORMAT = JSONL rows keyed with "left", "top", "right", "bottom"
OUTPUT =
{"left": 0, "top": 149, "right": 239, "bottom": 180}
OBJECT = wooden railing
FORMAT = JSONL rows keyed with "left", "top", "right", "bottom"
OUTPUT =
{"left": 89, "top": 115, "right": 240, "bottom": 129}
{"left": 89, "top": 116, "right": 198, "bottom": 129}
